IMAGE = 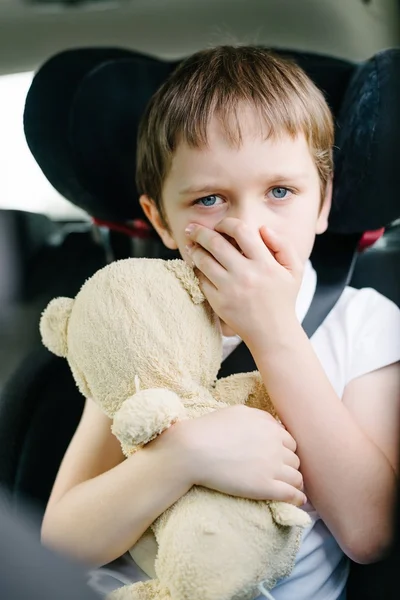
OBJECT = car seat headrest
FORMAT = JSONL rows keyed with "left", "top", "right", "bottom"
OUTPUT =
{"left": 330, "top": 50, "right": 400, "bottom": 233}
{"left": 24, "top": 46, "right": 400, "bottom": 233}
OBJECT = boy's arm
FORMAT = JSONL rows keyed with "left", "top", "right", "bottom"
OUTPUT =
{"left": 41, "top": 398, "right": 193, "bottom": 567}
{"left": 248, "top": 324, "right": 400, "bottom": 565}
{"left": 185, "top": 218, "right": 399, "bottom": 564}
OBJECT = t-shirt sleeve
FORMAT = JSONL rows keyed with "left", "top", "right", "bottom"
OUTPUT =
{"left": 348, "top": 288, "right": 400, "bottom": 382}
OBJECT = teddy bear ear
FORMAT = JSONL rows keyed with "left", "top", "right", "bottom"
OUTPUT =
{"left": 164, "top": 259, "right": 205, "bottom": 304}
{"left": 39, "top": 297, "right": 75, "bottom": 358}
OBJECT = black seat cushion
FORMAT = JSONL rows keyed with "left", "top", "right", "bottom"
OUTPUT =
{"left": 0, "top": 346, "right": 84, "bottom": 520}
{"left": 0, "top": 210, "right": 56, "bottom": 304}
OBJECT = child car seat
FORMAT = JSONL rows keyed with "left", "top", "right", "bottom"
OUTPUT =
{"left": 0, "top": 46, "right": 399, "bottom": 600}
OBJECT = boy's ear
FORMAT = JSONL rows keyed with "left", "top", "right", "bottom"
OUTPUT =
{"left": 139, "top": 195, "right": 178, "bottom": 250}
{"left": 316, "top": 179, "right": 332, "bottom": 235}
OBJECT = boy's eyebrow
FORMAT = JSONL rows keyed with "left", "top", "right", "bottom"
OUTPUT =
{"left": 179, "top": 184, "right": 223, "bottom": 196}
{"left": 179, "top": 173, "right": 309, "bottom": 195}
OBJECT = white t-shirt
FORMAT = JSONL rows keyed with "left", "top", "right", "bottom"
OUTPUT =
{"left": 88, "top": 260, "right": 400, "bottom": 600}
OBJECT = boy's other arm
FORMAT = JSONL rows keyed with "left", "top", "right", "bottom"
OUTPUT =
{"left": 249, "top": 325, "right": 400, "bottom": 565}
{"left": 41, "top": 398, "right": 193, "bottom": 567}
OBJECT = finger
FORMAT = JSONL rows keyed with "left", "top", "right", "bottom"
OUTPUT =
{"left": 194, "top": 268, "right": 218, "bottom": 299}
{"left": 187, "top": 244, "right": 227, "bottom": 288}
{"left": 186, "top": 225, "right": 245, "bottom": 271}
{"left": 214, "top": 218, "right": 268, "bottom": 261}
{"left": 255, "top": 408, "right": 277, "bottom": 421}
{"left": 281, "top": 430, "right": 297, "bottom": 453}
{"left": 257, "top": 410, "right": 286, "bottom": 429}
{"left": 268, "top": 481, "right": 307, "bottom": 507}
{"left": 283, "top": 448, "right": 300, "bottom": 470}
{"left": 261, "top": 412, "right": 286, "bottom": 429}
{"left": 279, "top": 465, "right": 304, "bottom": 491}
{"left": 260, "top": 226, "right": 302, "bottom": 275}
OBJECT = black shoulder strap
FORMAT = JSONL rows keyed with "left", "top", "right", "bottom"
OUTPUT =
{"left": 301, "top": 232, "right": 360, "bottom": 337}
{"left": 218, "top": 232, "right": 361, "bottom": 379}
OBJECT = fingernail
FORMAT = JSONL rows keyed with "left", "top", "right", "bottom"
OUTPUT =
{"left": 185, "top": 224, "right": 195, "bottom": 235}
{"left": 185, "top": 244, "right": 193, "bottom": 254}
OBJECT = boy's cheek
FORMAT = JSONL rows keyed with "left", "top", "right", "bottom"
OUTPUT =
{"left": 293, "top": 234, "right": 316, "bottom": 264}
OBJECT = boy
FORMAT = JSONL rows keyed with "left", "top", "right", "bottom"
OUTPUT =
{"left": 41, "top": 46, "right": 400, "bottom": 600}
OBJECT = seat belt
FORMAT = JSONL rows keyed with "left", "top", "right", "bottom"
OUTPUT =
{"left": 218, "top": 232, "right": 361, "bottom": 378}
{"left": 301, "top": 231, "right": 360, "bottom": 338}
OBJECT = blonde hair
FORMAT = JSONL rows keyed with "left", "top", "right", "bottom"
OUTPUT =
{"left": 136, "top": 46, "right": 334, "bottom": 219}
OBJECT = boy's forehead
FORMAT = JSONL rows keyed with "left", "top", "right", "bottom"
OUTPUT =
{"left": 174, "top": 103, "right": 310, "bottom": 154}
{"left": 204, "top": 106, "right": 277, "bottom": 148}
{"left": 174, "top": 122, "right": 312, "bottom": 166}
{"left": 210, "top": 105, "right": 267, "bottom": 139}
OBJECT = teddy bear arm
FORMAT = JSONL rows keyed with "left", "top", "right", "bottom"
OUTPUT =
{"left": 112, "top": 388, "right": 187, "bottom": 449}
{"left": 269, "top": 500, "right": 311, "bottom": 528}
{"left": 213, "top": 372, "right": 261, "bottom": 406}
{"left": 214, "top": 373, "right": 279, "bottom": 424}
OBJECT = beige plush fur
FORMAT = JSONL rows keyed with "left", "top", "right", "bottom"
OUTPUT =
{"left": 40, "top": 258, "right": 310, "bottom": 600}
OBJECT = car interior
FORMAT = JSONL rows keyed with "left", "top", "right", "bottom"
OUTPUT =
{"left": 0, "top": 1, "right": 399, "bottom": 599}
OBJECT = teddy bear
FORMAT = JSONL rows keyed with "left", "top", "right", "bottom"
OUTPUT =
{"left": 40, "top": 257, "right": 310, "bottom": 600}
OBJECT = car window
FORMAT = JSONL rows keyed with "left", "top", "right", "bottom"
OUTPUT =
{"left": 0, "top": 71, "right": 87, "bottom": 221}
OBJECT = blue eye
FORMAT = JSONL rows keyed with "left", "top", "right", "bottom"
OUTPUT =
{"left": 196, "top": 195, "right": 223, "bottom": 207}
{"left": 271, "top": 187, "right": 289, "bottom": 200}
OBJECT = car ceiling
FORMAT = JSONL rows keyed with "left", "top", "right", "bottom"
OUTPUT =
{"left": 0, "top": 0, "right": 399, "bottom": 76}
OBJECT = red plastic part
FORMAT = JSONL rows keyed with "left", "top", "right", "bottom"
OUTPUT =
{"left": 92, "top": 218, "right": 153, "bottom": 240}
{"left": 358, "top": 227, "right": 385, "bottom": 252}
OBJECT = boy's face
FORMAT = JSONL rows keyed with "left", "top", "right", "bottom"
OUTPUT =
{"left": 140, "top": 107, "right": 331, "bottom": 267}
